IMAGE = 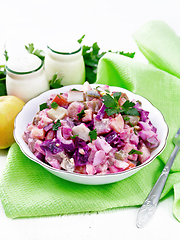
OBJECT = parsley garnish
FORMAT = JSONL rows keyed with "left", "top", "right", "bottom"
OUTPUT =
{"left": 101, "top": 92, "right": 121, "bottom": 116}
{"left": 70, "top": 134, "right": 79, "bottom": 139}
{"left": 51, "top": 102, "right": 58, "bottom": 109}
{"left": 123, "top": 116, "right": 130, "bottom": 122}
{"left": 52, "top": 119, "right": 61, "bottom": 131}
{"left": 101, "top": 92, "right": 139, "bottom": 116}
{"left": 39, "top": 103, "right": 48, "bottom": 111}
{"left": 77, "top": 109, "right": 85, "bottom": 120}
{"left": 89, "top": 129, "right": 97, "bottom": 142}
{"left": 71, "top": 88, "right": 79, "bottom": 91}
{"left": 128, "top": 149, "right": 143, "bottom": 155}
{"left": 121, "top": 100, "right": 139, "bottom": 116}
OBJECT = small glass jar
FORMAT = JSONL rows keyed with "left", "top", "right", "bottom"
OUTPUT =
{"left": 6, "top": 53, "right": 49, "bottom": 102}
{"left": 44, "top": 40, "right": 85, "bottom": 86}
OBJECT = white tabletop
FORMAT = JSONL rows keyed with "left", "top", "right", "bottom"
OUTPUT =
{"left": 0, "top": 0, "right": 180, "bottom": 239}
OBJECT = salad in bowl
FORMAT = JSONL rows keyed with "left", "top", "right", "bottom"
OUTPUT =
{"left": 14, "top": 82, "right": 168, "bottom": 184}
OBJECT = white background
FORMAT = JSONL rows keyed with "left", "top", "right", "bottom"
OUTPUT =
{"left": 0, "top": 0, "right": 180, "bottom": 239}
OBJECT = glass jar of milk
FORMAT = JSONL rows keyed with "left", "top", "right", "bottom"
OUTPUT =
{"left": 6, "top": 53, "right": 49, "bottom": 102}
{"left": 44, "top": 40, "right": 85, "bottom": 86}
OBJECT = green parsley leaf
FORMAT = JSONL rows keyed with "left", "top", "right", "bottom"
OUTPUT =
{"left": 119, "top": 51, "right": 135, "bottom": 58}
{"left": 70, "top": 134, "right": 79, "bottom": 139}
{"left": 92, "top": 42, "right": 100, "bottom": 56}
{"left": 123, "top": 116, "right": 130, "bottom": 122}
{"left": 101, "top": 92, "right": 139, "bottom": 117}
{"left": 89, "top": 129, "right": 97, "bottom": 142}
{"left": 113, "top": 92, "right": 122, "bottom": 102}
{"left": 101, "top": 93, "right": 121, "bottom": 116}
{"left": 25, "top": 43, "right": 34, "bottom": 53}
{"left": 105, "top": 89, "right": 110, "bottom": 93}
{"left": 52, "top": 119, "right": 61, "bottom": 131}
{"left": 101, "top": 94, "right": 117, "bottom": 108}
{"left": 124, "top": 107, "right": 139, "bottom": 116}
{"left": 122, "top": 100, "right": 135, "bottom": 109}
{"left": 128, "top": 149, "right": 143, "bottom": 155}
{"left": 39, "top": 102, "right": 48, "bottom": 111}
{"left": 25, "top": 43, "right": 45, "bottom": 62}
{"left": 4, "top": 50, "right": 9, "bottom": 61}
{"left": 121, "top": 100, "right": 139, "bottom": 116}
{"left": 51, "top": 102, "right": 59, "bottom": 109}
{"left": 33, "top": 49, "right": 45, "bottom": 61}
{"left": 77, "top": 109, "right": 85, "bottom": 120}
{"left": 71, "top": 88, "right": 79, "bottom": 91}
{"left": 49, "top": 73, "right": 63, "bottom": 89}
{"left": 77, "top": 35, "right": 85, "bottom": 44}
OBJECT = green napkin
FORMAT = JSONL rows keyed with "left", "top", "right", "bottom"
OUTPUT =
{"left": 1, "top": 20, "right": 180, "bottom": 221}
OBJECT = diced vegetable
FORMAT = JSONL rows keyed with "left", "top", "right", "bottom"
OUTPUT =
{"left": 52, "top": 94, "right": 69, "bottom": 108}
{"left": 67, "top": 101, "right": 84, "bottom": 121}
{"left": 68, "top": 90, "right": 85, "bottom": 102}
{"left": 72, "top": 123, "right": 90, "bottom": 142}
{"left": 109, "top": 114, "right": 124, "bottom": 132}
{"left": 47, "top": 106, "right": 67, "bottom": 120}
{"left": 94, "top": 137, "right": 112, "bottom": 153}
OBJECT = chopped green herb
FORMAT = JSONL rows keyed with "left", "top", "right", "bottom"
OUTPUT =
{"left": 70, "top": 134, "right": 79, "bottom": 139}
{"left": 77, "top": 109, "right": 85, "bottom": 120}
{"left": 134, "top": 128, "right": 138, "bottom": 135}
{"left": 39, "top": 102, "right": 48, "bottom": 111}
{"left": 129, "top": 122, "right": 134, "bottom": 127}
{"left": 89, "top": 129, "right": 97, "bottom": 142}
{"left": 51, "top": 102, "right": 59, "bottom": 109}
{"left": 71, "top": 88, "right": 79, "bottom": 91}
{"left": 49, "top": 73, "right": 63, "bottom": 89}
{"left": 52, "top": 119, "right": 61, "bottom": 131}
{"left": 95, "top": 86, "right": 100, "bottom": 90}
{"left": 123, "top": 116, "right": 130, "bottom": 122}
{"left": 128, "top": 149, "right": 143, "bottom": 155}
{"left": 105, "top": 89, "right": 110, "bottom": 93}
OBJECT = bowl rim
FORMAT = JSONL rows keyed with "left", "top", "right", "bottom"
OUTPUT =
{"left": 14, "top": 84, "right": 169, "bottom": 180}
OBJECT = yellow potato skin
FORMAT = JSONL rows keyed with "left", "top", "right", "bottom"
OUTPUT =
{"left": 0, "top": 95, "right": 25, "bottom": 149}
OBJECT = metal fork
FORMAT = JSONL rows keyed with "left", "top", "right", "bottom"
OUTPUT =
{"left": 136, "top": 128, "right": 180, "bottom": 228}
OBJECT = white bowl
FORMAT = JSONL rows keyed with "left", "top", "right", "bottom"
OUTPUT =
{"left": 14, "top": 84, "right": 169, "bottom": 185}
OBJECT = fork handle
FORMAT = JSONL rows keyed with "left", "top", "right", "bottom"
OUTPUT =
{"left": 136, "top": 145, "right": 180, "bottom": 228}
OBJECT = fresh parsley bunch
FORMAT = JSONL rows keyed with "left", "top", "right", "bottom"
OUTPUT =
{"left": 78, "top": 35, "right": 135, "bottom": 84}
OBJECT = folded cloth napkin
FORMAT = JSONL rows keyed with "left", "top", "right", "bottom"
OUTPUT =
{"left": 1, "top": 20, "right": 180, "bottom": 220}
